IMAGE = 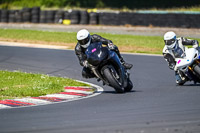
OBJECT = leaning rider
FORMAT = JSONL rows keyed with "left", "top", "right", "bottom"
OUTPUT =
{"left": 75, "top": 29, "right": 133, "bottom": 79}
{"left": 163, "top": 31, "right": 199, "bottom": 85}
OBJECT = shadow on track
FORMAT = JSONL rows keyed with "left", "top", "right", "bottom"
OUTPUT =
{"left": 181, "top": 84, "right": 200, "bottom": 87}
{"left": 102, "top": 90, "right": 142, "bottom": 94}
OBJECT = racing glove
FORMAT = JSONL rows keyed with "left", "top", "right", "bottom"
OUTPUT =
{"left": 108, "top": 43, "right": 115, "bottom": 50}
{"left": 82, "top": 60, "right": 89, "bottom": 68}
{"left": 192, "top": 40, "right": 199, "bottom": 48}
{"left": 174, "top": 65, "right": 178, "bottom": 71}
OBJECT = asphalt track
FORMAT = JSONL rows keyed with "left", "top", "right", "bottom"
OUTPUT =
{"left": 0, "top": 45, "right": 200, "bottom": 133}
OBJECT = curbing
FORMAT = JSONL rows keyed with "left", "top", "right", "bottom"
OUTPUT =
{"left": 0, "top": 81, "right": 104, "bottom": 109}
{"left": 0, "top": 42, "right": 105, "bottom": 109}
{"left": 0, "top": 41, "right": 158, "bottom": 110}
{"left": 0, "top": 41, "right": 69, "bottom": 50}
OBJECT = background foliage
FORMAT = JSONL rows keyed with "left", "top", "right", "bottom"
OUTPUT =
{"left": 0, "top": 0, "right": 200, "bottom": 9}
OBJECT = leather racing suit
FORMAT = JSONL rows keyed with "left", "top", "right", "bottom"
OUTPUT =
{"left": 163, "top": 37, "right": 199, "bottom": 84}
{"left": 75, "top": 34, "right": 127, "bottom": 78}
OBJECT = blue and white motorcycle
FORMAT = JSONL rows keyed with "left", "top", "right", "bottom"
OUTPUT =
{"left": 175, "top": 47, "right": 200, "bottom": 85}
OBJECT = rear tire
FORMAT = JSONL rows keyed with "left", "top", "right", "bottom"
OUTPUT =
{"left": 103, "top": 66, "right": 124, "bottom": 93}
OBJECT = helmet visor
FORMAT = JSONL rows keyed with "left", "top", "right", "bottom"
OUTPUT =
{"left": 164, "top": 38, "right": 176, "bottom": 46}
{"left": 78, "top": 35, "right": 90, "bottom": 46}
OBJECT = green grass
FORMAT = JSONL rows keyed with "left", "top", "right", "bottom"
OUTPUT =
{"left": 0, "top": 28, "right": 199, "bottom": 54}
{"left": 0, "top": 70, "right": 89, "bottom": 100}
{"left": 0, "top": 28, "right": 76, "bottom": 43}
{"left": 0, "top": 28, "right": 164, "bottom": 54}
{"left": 99, "top": 33, "right": 164, "bottom": 54}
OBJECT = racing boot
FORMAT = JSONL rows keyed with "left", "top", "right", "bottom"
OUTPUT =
{"left": 121, "top": 59, "right": 133, "bottom": 70}
{"left": 117, "top": 52, "right": 133, "bottom": 69}
{"left": 113, "top": 45, "right": 133, "bottom": 69}
{"left": 82, "top": 67, "right": 96, "bottom": 79}
{"left": 118, "top": 53, "right": 133, "bottom": 69}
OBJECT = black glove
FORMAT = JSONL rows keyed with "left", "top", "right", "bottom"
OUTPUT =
{"left": 108, "top": 43, "right": 115, "bottom": 50}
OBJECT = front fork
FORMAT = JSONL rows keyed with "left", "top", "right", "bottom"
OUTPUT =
{"left": 90, "top": 66, "right": 110, "bottom": 85}
{"left": 196, "top": 60, "right": 200, "bottom": 65}
{"left": 186, "top": 59, "right": 200, "bottom": 81}
{"left": 90, "top": 66, "right": 102, "bottom": 79}
{"left": 188, "top": 60, "right": 200, "bottom": 72}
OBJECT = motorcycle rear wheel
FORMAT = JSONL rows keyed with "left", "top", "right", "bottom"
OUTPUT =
{"left": 103, "top": 66, "right": 124, "bottom": 93}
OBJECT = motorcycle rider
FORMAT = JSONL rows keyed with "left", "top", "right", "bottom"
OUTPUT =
{"left": 163, "top": 31, "right": 199, "bottom": 85}
{"left": 75, "top": 29, "right": 133, "bottom": 79}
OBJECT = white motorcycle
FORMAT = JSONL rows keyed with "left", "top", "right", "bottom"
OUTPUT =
{"left": 175, "top": 47, "right": 200, "bottom": 85}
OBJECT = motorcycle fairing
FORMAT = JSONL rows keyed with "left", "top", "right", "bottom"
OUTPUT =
{"left": 85, "top": 42, "right": 108, "bottom": 66}
{"left": 175, "top": 47, "right": 200, "bottom": 82}
{"left": 176, "top": 48, "right": 199, "bottom": 69}
{"left": 85, "top": 42, "right": 128, "bottom": 88}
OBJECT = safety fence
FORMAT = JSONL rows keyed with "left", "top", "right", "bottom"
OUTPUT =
{"left": 0, "top": 7, "right": 200, "bottom": 28}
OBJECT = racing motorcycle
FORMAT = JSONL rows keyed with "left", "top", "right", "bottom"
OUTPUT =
{"left": 175, "top": 47, "right": 200, "bottom": 85}
{"left": 85, "top": 42, "right": 133, "bottom": 93}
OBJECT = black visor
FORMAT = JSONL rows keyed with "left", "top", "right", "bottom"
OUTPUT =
{"left": 164, "top": 38, "right": 176, "bottom": 46}
{"left": 78, "top": 35, "right": 90, "bottom": 46}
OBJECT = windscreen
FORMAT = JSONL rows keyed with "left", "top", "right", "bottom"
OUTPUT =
{"left": 172, "top": 45, "right": 185, "bottom": 58}
{"left": 85, "top": 42, "right": 108, "bottom": 66}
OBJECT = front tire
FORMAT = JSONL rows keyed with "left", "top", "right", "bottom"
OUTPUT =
{"left": 176, "top": 74, "right": 187, "bottom": 86}
{"left": 176, "top": 81, "right": 185, "bottom": 86}
{"left": 124, "top": 78, "right": 133, "bottom": 92}
{"left": 193, "top": 64, "right": 200, "bottom": 79}
{"left": 103, "top": 66, "right": 124, "bottom": 93}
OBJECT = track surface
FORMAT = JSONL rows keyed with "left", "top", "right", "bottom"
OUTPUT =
{"left": 0, "top": 46, "right": 200, "bottom": 133}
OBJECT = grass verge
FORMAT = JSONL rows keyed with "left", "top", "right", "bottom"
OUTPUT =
{"left": 0, "top": 70, "right": 89, "bottom": 100}
{"left": 0, "top": 28, "right": 164, "bottom": 54}
{"left": 0, "top": 28, "right": 199, "bottom": 54}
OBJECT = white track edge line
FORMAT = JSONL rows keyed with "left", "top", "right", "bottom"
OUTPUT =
{"left": 0, "top": 81, "right": 104, "bottom": 110}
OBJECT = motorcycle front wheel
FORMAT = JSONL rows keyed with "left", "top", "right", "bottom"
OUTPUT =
{"left": 124, "top": 78, "right": 133, "bottom": 92}
{"left": 103, "top": 66, "right": 124, "bottom": 93}
{"left": 193, "top": 64, "right": 200, "bottom": 79}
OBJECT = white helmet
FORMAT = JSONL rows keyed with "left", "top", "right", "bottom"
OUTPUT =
{"left": 77, "top": 29, "right": 91, "bottom": 48}
{"left": 164, "top": 31, "right": 177, "bottom": 49}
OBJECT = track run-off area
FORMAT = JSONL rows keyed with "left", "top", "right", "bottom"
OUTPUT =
{"left": 0, "top": 44, "right": 200, "bottom": 133}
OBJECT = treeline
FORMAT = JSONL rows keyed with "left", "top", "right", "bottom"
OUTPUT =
{"left": 1, "top": 0, "right": 200, "bottom": 9}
